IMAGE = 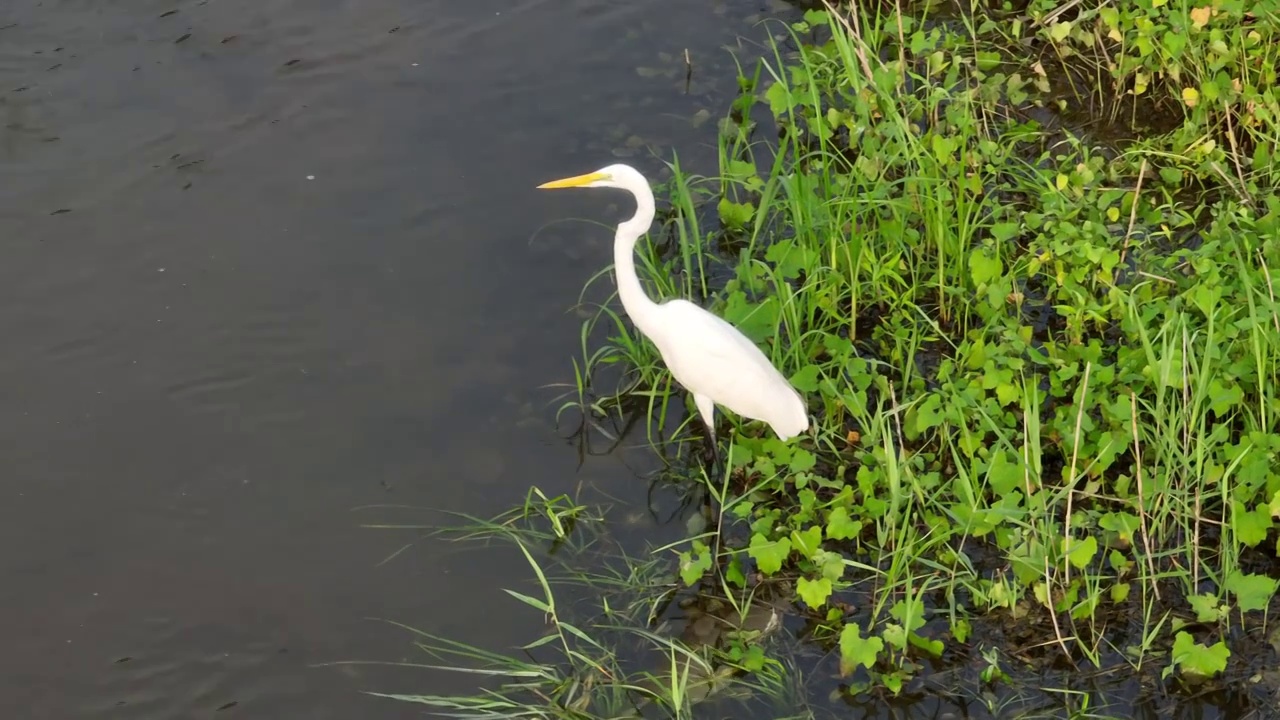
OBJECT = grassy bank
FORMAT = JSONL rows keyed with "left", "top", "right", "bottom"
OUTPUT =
{"left": 390, "top": 1, "right": 1280, "bottom": 716}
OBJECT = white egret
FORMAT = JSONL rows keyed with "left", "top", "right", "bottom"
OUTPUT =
{"left": 538, "top": 164, "right": 809, "bottom": 448}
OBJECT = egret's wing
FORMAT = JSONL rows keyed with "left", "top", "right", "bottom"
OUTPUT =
{"left": 653, "top": 300, "right": 805, "bottom": 435}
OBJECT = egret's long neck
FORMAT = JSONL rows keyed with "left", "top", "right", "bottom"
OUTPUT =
{"left": 613, "top": 183, "right": 660, "bottom": 337}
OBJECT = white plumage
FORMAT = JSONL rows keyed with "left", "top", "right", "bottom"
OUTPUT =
{"left": 538, "top": 163, "right": 809, "bottom": 443}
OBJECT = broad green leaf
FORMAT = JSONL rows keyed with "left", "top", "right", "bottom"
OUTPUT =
{"left": 790, "top": 525, "right": 823, "bottom": 559}
{"left": 1188, "top": 593, "right": 1228, "bottom": 623}
{"left": 990, "top": 222, "right": 1020, "bottom": 242}
{"left": 818, "top": 550, "right": 845, "bottom": 582}
{"left": 797, "top": 576, "right": 833, "bottom": 609}
{"left": 788, "top": 364, "right": 821, "bottom": 392}
{"left": 1225, "top": 571, "right": 1279, "bottom": 613}
{"left": 889, "top": 597, "right": 926, "bottom": 632}
{"left": 790, "top": 448, "right": 817, "bottom": 473}
{"left": 1066, "top": 535, "right": 1098, "bottom": 570}
{"left": 987, "top": 450, "right": 1022, "bottom": 498}
{"left": 826, "top": 506, "right": 862, "bottom": 540}
{"left": 747, "top": 533, "right": 791, "bottom": 575}
{"left": 839, "top": 623, "right": 883, "bottom": 676}
{"left": 908, "top": 632, "right": 944, "bottom": 657}
{"left": 913, "top": 393, "right": 945, "bottom": 434}
{"left": 1168, "top": 631, "right": 1229, "bottom": 679}
{"left": 802, "top": 9, "right": 829, "bottom": 27}
{"left": 1111, "top": 582, "right": 1131, "bottom": 603}
{"left": 717, "top": 198, "right": 755, "bottom": 230}
{"left": 969, "top": 247, "right": 1003, "bottom": 287}
{"left": 725, "top": 556, "right": 747, "bottom": 587}
{"left": 1231, "top": 500, "right": 1272, "bottom": 548}
{"left": 679, "top": 541, "right": 713, "bottom": 586}
{"left": 765, "top": 81, "right": 793, "bottom": 117}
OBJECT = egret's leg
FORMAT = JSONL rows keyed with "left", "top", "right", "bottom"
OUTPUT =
{"left": 693, "top": 393, "right": 720, "bottom": 475}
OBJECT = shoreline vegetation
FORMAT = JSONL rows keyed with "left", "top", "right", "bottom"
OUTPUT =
{"left": 383, "top": 1, "right": 1280, "bottom": 716}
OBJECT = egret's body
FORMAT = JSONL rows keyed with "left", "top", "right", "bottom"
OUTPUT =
{"left": 539, "top": 164, "right": 808, "bottom": 442}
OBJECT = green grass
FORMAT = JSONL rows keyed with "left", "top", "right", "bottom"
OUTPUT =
{"left": 385, "top": 0, "right": 1280, "bottom": 716}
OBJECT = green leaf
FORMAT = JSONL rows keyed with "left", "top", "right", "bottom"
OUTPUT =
{"left": 725, "top": 556, "right": 747, "bottom": 587}
{"left": 717, "top": 198, "right": 755, "bottom": 230}
{"left": 679, "top": 541, "right": 713, "bottom": 586}
{"left": 802, "top": 9, "right": 829, "bottom": 27}
{"left": 789, "top": 364, "right": 821, "bottom": 392}
{"left": 818, "top": 550, "right": 845, "bottom": 582}
{"left": 725, "top": 159, "right": 757, "bottom": 181}
{"left": 1207, "top": 378, "right": 1243, "bottom": 416}
{"left": 1048, "top": 21, "right": 1073, "bottom": 42}
{"left": 790, "top": 448, "right": 817, "bottom": 473}
{"left": 1111, "top": 582, "right": 1130, "bottom": 603}
{"left": 790, "top": 525, "right": 823, "bottom": 559}
{"left": 826, "top": 506, "right": 862, "bottom": 540}
{"left": 907, "top": 632, "right": 944, "bottom": 657}
{"left": 969, "top": 247, "right": 1003, "bottom": 287}
{"left": 1225, "top": 571, "right": 1279, "bottom": 613}
{"left": 990, "top": 222, "right": 1020, "bottom": 242}
{"left": 765, "top": 237, "right": 815, "bottom": 280}
{"left": 765, "top": 81, "right": 793, "bottom": 117}
{"left": 1099, "top": 512, "right": 1140, "bottom": 545}
{"left": 987, "top": 450, "right": 1022, "bottom": 498}
{"left": 1188, "top": 593, "right": 1228, "bottom": 623}
{"left": 1168, "top": 631, "right": 1229, "bottom": 680}
{"left": 1066, "top": 535, "right": 1098, "bottom": 570}
{"left": 913, "top": 393, "right": 945, "bottom": 434}
{"left": 881, "top": 623, "right": 907, "bottom": 650}
{"left": 797, "top": 576, "right": 833, "bottom": 609}
{"left": 747, "top": 533, "right": 791, "bottom": 575}
{"left": 838, "top": 623, "right": 883, "bottom": 676}
{"left": 1232, "top": 500, "right": 1272, "bottom": 548}
{"left": 889, "top": 598, "right": 926, "bottom": 632}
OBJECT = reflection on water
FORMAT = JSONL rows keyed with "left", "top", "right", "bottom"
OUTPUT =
{"left": 0, "top": 0, "right": 795, "bottom": 717}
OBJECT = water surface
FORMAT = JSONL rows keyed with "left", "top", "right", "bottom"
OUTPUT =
{"left": 0, "top": 0, "right": 794, "bottom": 716}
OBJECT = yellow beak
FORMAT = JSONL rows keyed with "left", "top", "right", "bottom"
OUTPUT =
{"left": 536, "top": 171, "right": 610, "bottom": 189}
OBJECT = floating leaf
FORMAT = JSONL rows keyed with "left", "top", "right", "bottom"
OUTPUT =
{"left": 679, "top": 541, "right": 713, "bottom": 585}
{"left": 717, "top": 198, "right": 755, "bottom": 230}
{"left": 839, "top": 624, "right": 883, "bottom": 676}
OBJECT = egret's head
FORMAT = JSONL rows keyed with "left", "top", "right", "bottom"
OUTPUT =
{"left": 536, "top": 164, "right": 645, "bottom": 192}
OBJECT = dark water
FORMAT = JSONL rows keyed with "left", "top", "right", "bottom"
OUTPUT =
{"left": 0, "top": 1, "right": 797, "bottom": 717}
